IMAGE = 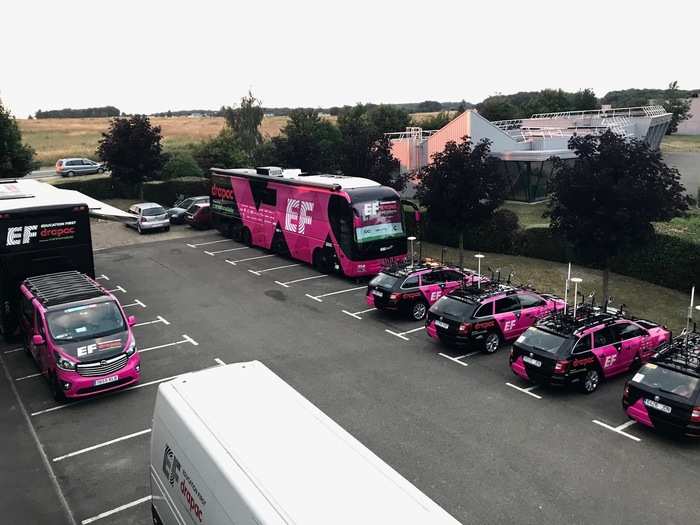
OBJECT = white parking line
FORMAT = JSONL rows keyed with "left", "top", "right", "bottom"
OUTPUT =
{"left": 107, "top": 285, "right": 126, "bottom": 294}
{"left": 505, "top": 382, "right": 543, "bottom": 400}
{"left": 186, "top": 239, "right": 232, "bottom": 248}
{"left": 140, "top": 334, "right": 198, "bottom": 354}
{"left": 592, "top": 419, "right": 641, "bottom": 442}
{"left": 95, "top": 274, "right": 110, "bottom": 281}
{"left": 437, "top": 351, "right": 479, "bottom": 367}
{"left": 248, "top": 263, "right": 300, "bottom": 276}
{"left": 204, "top": 246, "right": 249, "bottom": 256}
{"left": 305, "top": 286, "right": 366, "bottom": 303}
{"left": 342, "top": 307, "right": 377, "bottom": 320}
{"left": 133, "top": 315, "right": 170, "bottom": 327}
{"left": 53, "top": 429, "right": 152, "bottom": 462}
{"left": 15, "top": 372, "right": 42, "bottom": 381}
{"left": 3, "top": 347, "right": 24, "bottom": 354}
{"left": 385, "top": 326, "right": 425, "bottom": 341}
{"left": 274, "top": 274, "right": 328, "bottom": 288}
{"left": 122, "top": 299, "right": 146, "bottom": 309}
{"left": 214, "top": 358, "right": 226, "bottom": 366}
{"left": 225, "top": 254, "right": 275, "bottom": 265}
{"left": 81, "top": 495, "right": 152, "bottom": 524}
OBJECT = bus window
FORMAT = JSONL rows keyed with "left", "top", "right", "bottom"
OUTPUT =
{"left": 328, "top": 195, "right": 353, "bottom": 255}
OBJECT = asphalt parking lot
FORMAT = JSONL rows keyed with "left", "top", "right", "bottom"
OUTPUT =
{"left": 1, "top": 232, "right": 699, "bottom": 525}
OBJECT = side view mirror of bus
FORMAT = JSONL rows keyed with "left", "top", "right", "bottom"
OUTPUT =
{"left": 32, "top": 334, "right": 44, "bottom": 346}
{"left": 127, "top": 315, "right": 137, "bottom": 327}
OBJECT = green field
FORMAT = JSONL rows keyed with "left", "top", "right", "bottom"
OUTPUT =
{"left": 661, "top": 134, "right": 700, "bottom": 153}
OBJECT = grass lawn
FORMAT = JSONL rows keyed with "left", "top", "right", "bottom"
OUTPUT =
{"left": 499, "top": 201, "right": 549, "bottom": 228}
{"left": 661, "top": 134, "right": 700, "bottom": 153}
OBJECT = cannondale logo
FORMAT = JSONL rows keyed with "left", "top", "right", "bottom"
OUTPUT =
{"left": 285, "top": 198, "right": 314, "bottom": 234}
{"left": 162, "top": 444, "right": 181, "bottom": 486}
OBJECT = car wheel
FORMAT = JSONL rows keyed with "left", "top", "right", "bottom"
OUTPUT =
{"left": 482, "top": 331, "right": 501, "bottom": 354}
{"left": 51, "top": 374, "right": 67, "bottom": 403}
{"left": 164, "top": 226, "right": 170, "bottom": 232}
{"left": 97, "top": 168, "right": 104, "bottom": 173}
{"left": 67, "top": 171, "right": 75, "bottom": 177}
{"left": 580, "top": 368, "right": 601, "bottom": 394}
{"left": 410, "top": 301, "right": 428, "bottom": 321}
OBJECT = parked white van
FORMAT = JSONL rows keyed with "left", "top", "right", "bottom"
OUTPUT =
{"left": 150, "top": 360, "right": 462, "bottom": 525}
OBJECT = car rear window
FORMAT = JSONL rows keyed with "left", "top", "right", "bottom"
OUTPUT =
{"left": 431, "top": 296, "right": 476, "bottom": 319}
{"left": 142, "top": 206, "right": 165, "bottom": 216}
{"left": 515, "top": 327, "right": 566, "bottom": 354}
{"left": 370, "top": 273, "right": 398, "bottom": 288}
{"left": 633, "top": 364, "right": 700, "bottom": 400}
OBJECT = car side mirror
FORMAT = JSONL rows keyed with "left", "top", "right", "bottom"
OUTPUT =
{"left": 127, "top": 315, "right": 137, "bottom": 327}
{"left": 32, "top": 334, "right": 45, "bottom": 346}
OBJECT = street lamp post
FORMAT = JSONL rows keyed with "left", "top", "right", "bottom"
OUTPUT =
{"left": 474, "top": 254, "right": 485, "bottom": 289}
{"left": 408, "top": 236, "right": 416, "bottom": 267}
{"left": 571, "top": 277, "right": 583, "bottom": 318}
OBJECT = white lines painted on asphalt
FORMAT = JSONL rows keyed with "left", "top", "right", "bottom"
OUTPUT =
{"left": 81, "top": 495, "right": 152, "bottom": 524}
{"left": 106, "top": 285, "right": 126, "bottom": 294}
{"left": 15, "top": 372, "right": 42, "bottom": 381}
{"left": 186, "top": 239, "right": 233, "bottom": 248}
{"left": 225, "top": 254, "right": 275, "bottom": 265}
{"left": 305, "top": 286, "right": 366, "bottom": 303}
{"left": 592, "top": 419, "right": 641, "bottom": 442}
{"left": 133, "top": 315, "right": 170, "bottom": 327}
{"left": 248, "top": 263, "right": 300, "bottom": 276}
{"left": 95, "top": 274, "right": 110, "bottom": 281}
{"left": 385, "top": 326, "right": 425, "bottom": 341}
{"left": 341, "top": 307, "right": 377, "bottom": 320}
{"left": 204, "top": 246, "right": 249, "bottom": 256}
{"left": 274, "top": 274, "right": 328, "bottom": 288}
{"left": 53, "top": 429, "right": 152, "bottom": 462}
{"left": 3, "top": 347, "right": 24, "bottom": 354}
{"left": 214, "top": 358, "right": 226, "bottom": 366}
{"left": 122, "top": 299, "right": 147, "bottom": 309}
{"left": 438, "top": 351, "right": 479, "bottom": 367}
{"left": 139, "top": 334, "right": 198, "bottom": 354}
{"left": 505, "top": 382, "right": 543, "bottom": 400}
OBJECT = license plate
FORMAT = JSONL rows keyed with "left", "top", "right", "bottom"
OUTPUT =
{"left": 371, "top": 289, "right": 383, "bottom": 297}
{"left": 95, "top": 375, "right": 119, "bottom": 386}
{"left": 523, "top": 356, "right": 542, "bottom": 367}
{"left": 644, "top": 398, "right": 672, "bottom": 413}
{"left": 434, "top": 320, "right": 449, "bottom": 329}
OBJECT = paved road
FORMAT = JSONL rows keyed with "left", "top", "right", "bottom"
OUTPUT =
{"left": 1, "top": 234, "right": 698, "bottom": 524}
{"left": 26, "top": 168, "right": 59, "bottom": 180}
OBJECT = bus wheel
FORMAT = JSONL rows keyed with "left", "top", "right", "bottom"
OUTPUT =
{"left": 313, "top": 250, "right": 331, "bottom": 274}
{"left": 241, "top": 228, "right": 252, "bottom": 247}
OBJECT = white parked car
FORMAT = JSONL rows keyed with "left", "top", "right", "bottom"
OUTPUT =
{"left": 126, "top": 203, "right": 170, "bottom": 234}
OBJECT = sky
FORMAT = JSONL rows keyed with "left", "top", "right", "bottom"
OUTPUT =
{"left": 2, "top": 0, "right": 698, "bottom": 118}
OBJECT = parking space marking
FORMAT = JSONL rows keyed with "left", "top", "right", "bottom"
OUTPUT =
{"left": 204, "top": 246, "right": 249, "bottom": 256}
{"left": 186, "top": 239, "right": 232, "bottom": 248}
{"left": 53, "top": 429, "right": 152, "bottom": 462}
{"left": 225, "top": 254, "right": 276, "bottom": 266}
{"left": 123, "top": 299, "right": 147, "bottom": 309}
{"left": 95, "top": 274, "right": 110, "bottom": 281}
{"left": 106, "top": 285, "right": 126, "bottom": 294}
{"left": 3, "top": 347, "right": 24, "bottom": 354}
{"left": 133, "top": 315, "right": 170, "bottom": 327}
{"left": 248, "top": 263, "right": 300, "bottom": 276}
{"left": 505, "top": 382, "right": 543, "bottom": 399}
{"left": 438, "top": 351, "right": 479, "bottom": 367}
{"left": 15, "top": 372, "right": 42, "bottom": 381}
{"left": 140, "top": 334, "right": 199, "bottom": 354}
{"left": 592, "top": 419, "right": 641, "bottom": 442}
{"left": 81, "top": 495, "right": 152, "bottom": 524}
{"left": 385, "top": 326, "right": 425, "bottom": 341}
{"left": 274, "top": 274, "right": 328, "bottom": 288}
{"left": 214, "top": 358, "right": 226, "bottom": 366}
{"left": 305, "top": 286, "right": 366, "bottom": 303}
{"left": 342, "top": 307, "right": 377, "bottom": 320}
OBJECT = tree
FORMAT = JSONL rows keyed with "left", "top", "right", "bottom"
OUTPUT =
{"left": 222, "top": 91, "right": 264, "bottom": 157}
{"left": 192, "top": 128, "right": 248, "bottom": 174}
{"left": 415, "top": 111, "right": 452, "bottom": 130}
{"left": 366, "top": 136, "right": 407, "bottom": 192}
{"left": 416, "top": 100, "right": 443, "bottom": 112}
{"left": 272, "top": 109, "right": 342, "bottom": 173}
{"left": 571, "top": 89, "right": 598, "bottom": 111}
{"left": 416, "top": 137, "right": 508, "bottom": 267}
{"left": 457, "top": 100, "right": 468, "bottom": 115}
{"left": 547, "top": 131, "right": 692, "bottom": 301}
{"left": 476, "top": 96, "right": 520, "bottom": 121}
{"left": 0, "top": 101, "right": 39, "bottom": 178}
{"left": 160, "top": 150, "right": 203, "bottom": 180}
{"left": 665, "top": 81, "right": 692, "bottom": 135}
{"left": 97, "top": 115, "right": 164, "bottom": 197}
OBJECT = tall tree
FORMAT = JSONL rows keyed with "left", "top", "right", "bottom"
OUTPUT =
{"left": 97, "top": 115, "right": 164, "bottom": 197}
{"left": 416, "top": 137, "right": 508, "bottom": 267}
{"left": 477, "top": 96, "right": 520, "bottom": 121}
{"left": 665, "top": 81, "right": 692, "bottom": 135}
{"left": 222, "top": 91, "right": 264, "bottom": 157}
{"left": 571, "top": 89, "right": 599, "bottom": 111}
{"left": 547, "top": 131, "right": 692, "bottom": 301}
{"left": 366, "top": 136, "right": 407, "bottom": 192}
{"left": 0, "top": 101, "right": 38, "bottom": 177}
{"left": 192, "top": 128, "right": 247, "bottom": 173}
{"left": 273, "top": 109, "right": 342, "bottom": 173}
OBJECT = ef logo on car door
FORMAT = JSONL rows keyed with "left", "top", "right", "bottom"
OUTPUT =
{"left": 504, "top": 320, "right": 516, "bottom": 332}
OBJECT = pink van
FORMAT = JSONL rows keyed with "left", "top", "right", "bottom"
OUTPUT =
{"left": 19, "top": 271, "right": 140, "bottom": 401}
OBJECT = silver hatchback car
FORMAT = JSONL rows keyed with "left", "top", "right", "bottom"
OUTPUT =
{"left": 55, "top": 158, "right": 106, "bottom": 177}
{"left": 127, "top": 203, "right": 170, "bottom": 234}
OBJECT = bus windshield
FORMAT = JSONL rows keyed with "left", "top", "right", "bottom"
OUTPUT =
{"left": 353, "top": 199, "right": 404, "bottom": 244}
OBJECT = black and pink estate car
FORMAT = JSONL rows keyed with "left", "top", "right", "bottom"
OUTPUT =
{"left": 510, "top": 305, "right": 671, "bottom": 394}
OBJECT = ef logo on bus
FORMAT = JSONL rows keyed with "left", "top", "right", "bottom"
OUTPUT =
{"left": 284, "top": 198, "right": 314, "bottom": 234}
{"left": 5, "top": 225, "right": 38, "bottom": 246}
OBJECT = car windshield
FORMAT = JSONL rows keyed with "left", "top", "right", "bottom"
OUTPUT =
{"left": 634, "top": 364, "right": 700, "bottom": 400}
{"left": 46, "top": 301, "right": 126, "bottom": 342}
{"left": 370, "top": 273, "right": 398, "bottom": 288}
{"left": 431, "top": 296, "right": 477, "bottom": 319}
{"left": 177, "top": 198, "right": 194, "bottom": 209}
{"left": 142, "top": 206, "right": 165, "bottom": 216}
{"left": 516, "top": 327, "right": 566, "bottom": 354}
{"left": 353, "top": 199, "right": 404, "bottom": 244}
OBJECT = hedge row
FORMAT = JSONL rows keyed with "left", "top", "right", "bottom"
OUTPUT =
{"left": 52, "top": 175, "right": 114, "bottom": 200}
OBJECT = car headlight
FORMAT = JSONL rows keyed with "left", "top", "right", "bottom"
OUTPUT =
{"left": 54, "top": 352, "right": 76, "bottom": 371}
{"left": 125, "top": 341, "right": 137, "bottom": 357}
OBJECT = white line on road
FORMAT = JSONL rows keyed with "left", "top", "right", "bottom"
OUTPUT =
{"left": 107, "top": 285, "right": 126, "bottom": 294}
{"left": 186, "top": 239, "right": 233, "bottom": 248}
{"left": 592, "top": 419, "right": 641, "bottom": 442}
{"left": 274, "top": 274, "right": 328, "bottom": 288}
{"left": 248, "top": 263, "right": 300, "bottom": 276}
{"left": 505, "top": 382, "right": 543, "bottom": 399}
{"left": 15, "top": 372, "right": 42, "bottom": 381}
{"left": 123, "top": 299, "right": 146, "bottom": 309}
{"left": 305, "top": 286, "right": 366, "bottom": 303}
{"left": 225, "top": 254, "right": 275, "bottom": 265}
{"left": 140, "top": 334, "right": 198, "bottom": 354}
{"left": 438, "top": 351, "right": 479, "bottom": 367}
{"left": 385, "top": 326, "right": 425, "bottom": 341}
{"left": 95, "top": 274, "right": 110, "bottom": 281}
{"left": 133, "top": 315, "right": 170, "bottom": 327}
{"left": 204, "top": 246, "right": 249, "bottom": 256}
{"left": 53, "top": 429, "right": 152, "bottom": 462}
{"left": 3, "top": 347, "right": 24, "bottom": 354}
{"left": 341, "top": 307, "right": 377, "bottom": 320}
{"left": 214, "top": 358, "right": 226, "bottom": 366}
{"left": 81, "top": 495, "right": 152, "bottom": 524}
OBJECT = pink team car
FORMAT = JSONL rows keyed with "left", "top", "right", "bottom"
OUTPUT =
{"left": 19, "top": 271, "right": 140, "bottom": 402}
{"left": 510, "top": 304, "right": 671, "bottom": 394}
{"left": 366, "top": 262, "right": 485, "bottom": 321}
{"left": 426, "top": 283, "right": 565, "bottom": 353}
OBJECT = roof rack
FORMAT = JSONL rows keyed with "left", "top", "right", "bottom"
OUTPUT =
{"left": 653, "top": 330, "right": 700, "bottom": 378}
{"left": 537, "top": 303, "right": 628, "bottom": 336}
{"left": 24, "top": 271, "right": 106, "bottom": 307}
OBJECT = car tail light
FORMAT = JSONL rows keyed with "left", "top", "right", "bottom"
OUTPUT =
{"left": 553, "top": 360, "right": 570, "bottom": 374}
{"left": 691, "top": 407, "right": 700, "bottom": 423}
{"left": 458, "top": 322, "right": 471, "bottom": 333}
{"left": 389, "top": 292, "right": 402, "bottom": 301}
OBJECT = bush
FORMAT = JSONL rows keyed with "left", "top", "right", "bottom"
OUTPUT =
{"left": 160, "top": 151, "right": 203, "bottom": 180}
{"left": 423, "top": 209, "right": 521, "bottom": 254}
{"left": 512, "top": 227, "right": 570, "bottom": 263}
{"left": 52, "top": 175, "right": 114, "bottom": 199}
{"left": 192, "top": 129, "right": 247, "bottom": 174}
{"left": 142, "top": 177, "right": 210, "bottom": 207}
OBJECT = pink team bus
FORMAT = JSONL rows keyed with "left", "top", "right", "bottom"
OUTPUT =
{"left": 209, "top": 167, "right": 407, "bottom": 277}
